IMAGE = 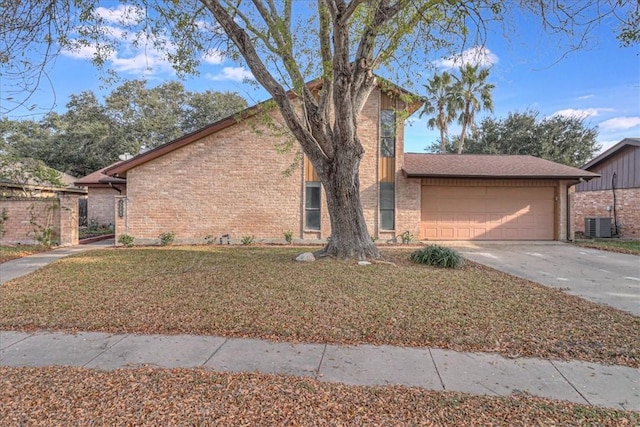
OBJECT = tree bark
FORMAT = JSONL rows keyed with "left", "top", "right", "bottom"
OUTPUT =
{"left": 314, "top": 148, "right": 381, "bottom": 260}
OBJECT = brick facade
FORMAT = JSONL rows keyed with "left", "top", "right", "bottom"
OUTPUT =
{"left": 121, "top": 114, "right": 302, "bottom": 244}
{"left": 0, "top": 195, "right": 80, "bottom": 246}
{"left": 86, "top": 187, "right": 122, "bottom": 227}
{"left": 114, "top": 86, "right": 415, "bottom": 245}
{"left": 574, "top": 188, "right": 640, "bottom": 238}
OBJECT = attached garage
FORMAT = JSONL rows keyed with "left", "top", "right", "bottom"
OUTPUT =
{"left": 420, "top": 180, "right": 556, "bottom": 240}
{"left": 403, "top": 154, "right": 600, "bottom": 241}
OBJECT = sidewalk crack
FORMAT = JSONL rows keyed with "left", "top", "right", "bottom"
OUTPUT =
{"left": 315, "top": 344, "right": 328, "bottom": 380}
{"left": 428, "top": 348, "right": 446, "bottom": 390}
{"left": 202, "top": 337, "right": 228, "bottom": 366}
{"left": 550, "top": 360, "right": 592, "bottom": 406}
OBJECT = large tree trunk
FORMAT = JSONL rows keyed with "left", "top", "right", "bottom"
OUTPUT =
{"left": 313, "top": 138, "right": 380, "bottom": 261}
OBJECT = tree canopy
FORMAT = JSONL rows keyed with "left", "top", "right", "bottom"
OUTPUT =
{"left": 450, "top": 110, "right": 600, "bottom": 167}
{"left": 0, "top": 81, "right": 247, "bottom": 176}
{"left": 1, "top": 0, "right": 635, "bottom": 259}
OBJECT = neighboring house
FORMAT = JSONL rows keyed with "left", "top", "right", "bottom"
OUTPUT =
{"left": 102, "top": 80, "right": 598, "bottom": 244}
{"left": 74, "top": 163, "right": 127, "bottom": 227}
{"left": 574, "top": 138, "right": 640, "bottom": 238}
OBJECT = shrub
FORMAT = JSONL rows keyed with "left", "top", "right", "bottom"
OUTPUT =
{"left": 399, "top": 231, "right": 414, "bottom": 244}
{"left": 410, "top": 245, "right": 463, "bottom": 269}
{"left": 241, "top": 235, "right": 255, "bottom": 245}
{"left": 159, "top": 231, "right": 175, "bottom": 246}
{"left": 118, "top": 234, "right": 135, "bottom": 248}
{"left": 284, "top": 230, "right": 293, "bottom": 244}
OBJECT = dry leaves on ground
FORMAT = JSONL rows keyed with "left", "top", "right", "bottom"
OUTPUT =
{"left": 1, "top": 366, "right": 637, "bottom": 426}
{"left": 0, "top": 247, "right": 638, "bottom": 367}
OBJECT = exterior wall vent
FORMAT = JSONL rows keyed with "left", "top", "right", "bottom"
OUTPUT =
{"left": 585, "top": 217, "right": 612, "bottom": 238}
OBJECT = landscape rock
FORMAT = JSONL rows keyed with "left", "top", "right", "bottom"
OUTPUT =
{"left": 296, "top": 252, "right": 315, "bottom": 262}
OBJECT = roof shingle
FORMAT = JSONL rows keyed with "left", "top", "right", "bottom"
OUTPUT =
{"left": 403, "top": 154, "right": 600, "bottom": 179}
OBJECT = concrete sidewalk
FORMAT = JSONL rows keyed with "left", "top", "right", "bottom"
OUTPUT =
{"left": 1, "top": 330, "right": 638, "bottom": 411}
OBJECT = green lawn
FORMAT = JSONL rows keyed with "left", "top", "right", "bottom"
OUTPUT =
{"left": 575, "top": 239, "right": 640, "bottom": 255}
{"left": 1, "top": 246, "right": 637, "bottom": 367}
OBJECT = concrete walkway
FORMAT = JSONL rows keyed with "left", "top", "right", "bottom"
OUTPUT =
{"left": 0, "top": 240, "right": 112, "bottom": 284}
{"left": 1, "top": 330, "right": 638, "bottom": 411}
{"left": 1, "top": 243, "right": 638, "bottom": 411}
{"left": 451, "top": 242, "right": 640, "bottom": 316}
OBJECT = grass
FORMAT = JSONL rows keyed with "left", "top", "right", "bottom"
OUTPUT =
{"left": 0, "top": 246, "right": 637, "bottom": 368}
{"left": 574, "top": 238, "right": 640, "bottom": 255}
{"left": 0, "top": 244, "right": 50, "bottom": 263}
{"left": 1, "top": 367, "right": 637, "bottom": 426}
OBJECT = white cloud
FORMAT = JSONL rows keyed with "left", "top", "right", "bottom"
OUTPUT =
{"left": 598, "top": 116, "right": 640, "bottom": 131}
{"left": 434, "top": 46, "right": 498, "bottom": 69}
{"left": 206, "top": 67, "right": 254, "bottom": 82}
{"left": 203, "top": 49, "right": 224, "bottom": 65}
{"left": 577, "top": 94, "right": 595, "bottom": 100}
{"left": 95, "top": 5, "right": 143, "bottom": 25}
{"left": 551, "top": 108, "right": 602, "bottom": 120}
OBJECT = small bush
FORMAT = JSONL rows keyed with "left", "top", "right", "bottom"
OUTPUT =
{"left": 159, "top": 231, "right": 175, "bottom": 246}
{"left": 399, "top": 231, "right": 414, "bottom": 244}
{"left": 410, "top": 245, "right": 463, "bottom": 269}
{"left": 118, "top": 234, "right": 135, "bottom": 248}
{"left": 241, "top": 235, "right": 255, "bottom": 245}
{"left": 284, "top": 230, "right": 293, "bottom": 244}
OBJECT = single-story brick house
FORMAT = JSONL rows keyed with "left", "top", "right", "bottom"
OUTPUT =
{"left": 574, "top": 138, "right": 640, "bottom": 238}
{"left": 74, "top": 163, "right": 127, "bottom": 227}
{"left": 101, "top": 81, "right": 598, "bottom": 244}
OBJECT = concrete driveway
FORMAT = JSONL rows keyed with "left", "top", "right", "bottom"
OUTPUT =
{"left": 450, "top": 242, "right": 640, "bottom": 316}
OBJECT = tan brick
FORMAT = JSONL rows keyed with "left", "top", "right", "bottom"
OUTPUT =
{"left": 574, "top": 188, "right": 640, "bottom": 238}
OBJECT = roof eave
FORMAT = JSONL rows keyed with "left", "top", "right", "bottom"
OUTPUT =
{"left": 403, "top": 173, "right": 600, "bottom": 180}
{"left": 582, "top": 138, "right": 640, "bottom": 170}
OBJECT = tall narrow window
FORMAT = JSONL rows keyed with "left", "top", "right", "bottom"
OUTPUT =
{"left": 380, "top": 108, "right": 396, "bottom": 230}
{"left": 380, "top": 109, "right": 396, "bottom": 158}
{"left": 305, "top": 181, "right": 321, "bottom": 230}
{"left": 380, "top": 182, "right": 395, "bottom": 230}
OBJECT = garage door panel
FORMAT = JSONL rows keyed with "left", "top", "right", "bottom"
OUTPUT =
{"left": 420, "top": 185, "right": 555, "bottom": 240}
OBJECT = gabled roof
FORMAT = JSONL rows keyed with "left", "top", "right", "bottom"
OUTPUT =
{"left": 581, "top": 138, "right": 640, "bottom": 170}
{"left": 403, "top": 153, "right": 600, "bottom": 180}
{"left": 75, "top": 162, "right": 127, "bottom": 186}
{"left": 105, "top": 77, "right": 421, "bottom": 177}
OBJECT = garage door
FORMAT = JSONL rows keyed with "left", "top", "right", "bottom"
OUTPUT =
{"left": 420, "top": 185, "right": 555, "bottom": 240}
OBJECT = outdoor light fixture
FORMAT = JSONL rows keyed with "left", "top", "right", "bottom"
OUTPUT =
{"left": 118, "top": 199, "right": 125, "bottom": 218}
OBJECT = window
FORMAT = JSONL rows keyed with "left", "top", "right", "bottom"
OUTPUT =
{"left": 380, "top": 109, "right": 395, "bottom": 157}
{"left": 380, "top": 182, "right": 395, "bottom": 230}
{"left": 305, "top": 181, "right": 321, "bottom": 230}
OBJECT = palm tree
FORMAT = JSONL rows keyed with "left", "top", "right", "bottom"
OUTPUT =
{"left": 420, "top": 71, "right": 456, "bottom": 153}
{"left": 452, "top": 64, "right": 495, "bottom": 154}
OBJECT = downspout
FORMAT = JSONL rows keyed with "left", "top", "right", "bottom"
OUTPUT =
{"left": 611, "top": 172, "right": 619, "bottom": 236}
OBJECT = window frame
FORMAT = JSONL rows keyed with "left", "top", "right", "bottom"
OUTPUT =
{"left": 304, "top": 181, "right": 321, "bottom": 231}
{"left": 380, "top": 109, "right": 396, "bottom": 158}
{"left": 379, "top": 181, "right": 395, "bottom": 230}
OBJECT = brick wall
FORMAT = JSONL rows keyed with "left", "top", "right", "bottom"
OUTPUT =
{"left": 574, "top": 188, "right": 640, "bottom": 238}
{"left": 118, "top": 87, "right": 413, "bottom": 245}
{"left": 87, "top": 187, "right": 121, "bottom": 226}
{"left": 121, "top": 111, "right": 302, "bottom": 245}
{"left": 0, "top": 195, "right": 79, "bottom": 246}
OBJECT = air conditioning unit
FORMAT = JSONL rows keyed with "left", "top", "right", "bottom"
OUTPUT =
{"left": 585, "top": 217, "right": 612, "bottom": 238}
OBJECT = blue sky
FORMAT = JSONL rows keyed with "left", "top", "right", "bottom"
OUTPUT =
{"left": 3, "top": 3, "right": 639, "bottom": 155}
